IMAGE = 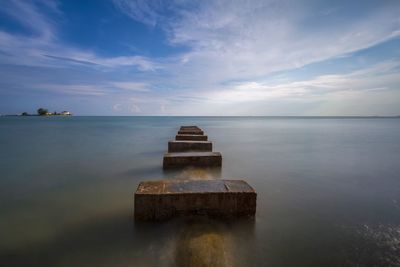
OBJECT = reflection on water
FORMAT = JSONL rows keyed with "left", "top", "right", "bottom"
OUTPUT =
{"left": 175, "top": 167, "right": 222, "bottom": 180}
{"left": 175, "top": 218, "right": 234, "bottom": 267}
{"left": 0, "top": 116, "right": 400, "bottom": 266}
{"left": 153, "top": 166, "right": 243, "bottom": 267}
{"left": 133, "top": 216, "right": 255, "bottom": 267}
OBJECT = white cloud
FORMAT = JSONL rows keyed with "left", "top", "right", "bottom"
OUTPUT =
{"left": 111, "top": 82, "right": 150, "bottom": 92}
{"left": 38, "top": 84, "right": 109, "bottom": 96}
{"left": 108, "top": 0, "right": 400, "bottom": 115}
{"left": 0, "top": 1, "right": 160, "bottom": 71}
{"left": 112, "top": 103, "right": 122, "bottom": 111}
{"left": 0, "top": 0, "right": 58, "bottom": 41}
{"left": 203, "top": 60, "right": 400, "bottom": 102}
{"left": 151, "top": 60, "right": 400, "bottom": 115}
{"left": 112, "top": 0, "right": 163, "bottom": 27}
{"left": 130, "top": 103, "right": 141, "bottom": 113}
{"left": 115, "top": 0, "right": 400, "bottom": 85}
{"left": 31, "top": 81, "right": 152, "bottom": 97}
{"left": 0, "top": 29, "right": 160, "bottom": 70}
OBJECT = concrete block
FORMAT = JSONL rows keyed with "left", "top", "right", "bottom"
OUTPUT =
{"left": 176, "top": 134, "right": 208, "bottom": 141}
{"left": 168, "top": 141, "right": 212, "bottom": 153}
{"left": 134, "top": 179, "right": 257, "bottom": 220}
{"left": 163, "top": 152, "right": 222, "bottom": 169}
{"left": 180, "top": 126, "right": 201, "bottom": 131}
{"left": 178, "top": 130, "right": 204, "bottom": 135}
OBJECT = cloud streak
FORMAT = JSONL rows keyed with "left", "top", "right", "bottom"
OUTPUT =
{"left": 111, "top": 82, "right": 150, "bottom": 92}
{"left": 0, "top": 0, "right": 160, "bottom": 71}
{"left": 206, "top": 60, "right": 400, "bottom": 104}
{"left": 0, "top": 0, "right": 59, "bottom": 40}
{"left": 115, "top": 0, "right": 400, "bottom": 83}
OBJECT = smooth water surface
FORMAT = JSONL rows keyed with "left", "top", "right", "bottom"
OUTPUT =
{"left": 1, "top": 116, "right": 399, "bottom": 266}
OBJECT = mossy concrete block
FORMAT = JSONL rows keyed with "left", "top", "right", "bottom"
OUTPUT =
{"left": 176, "top": 134, "right": 208, "bottom": 141}
{"left": 168, "top": 141, "right": 212, "bottom": 153}
{"left": 163, "top": 152, "right": 222, "bottom": 169}
{"left": 134, "top": 179, "right": 257, "bottom": 220}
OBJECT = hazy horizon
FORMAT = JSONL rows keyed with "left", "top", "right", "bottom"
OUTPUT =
{"left": 2, "top": 114, "right": 400, "bottom": 117}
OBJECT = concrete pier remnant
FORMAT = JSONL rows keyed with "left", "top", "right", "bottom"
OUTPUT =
{"left": 165, "top": 126, "right": 220, "bottom": 168}
{"left": 178, "top": 129, "right": 204, "bottom": 135}
{"left": 180, "top": 126, "right": 201, "bottom": 131}
{"left": 176, "top": 134, "right": 208, "bottom": 141}
{"left": 134, "top": 125, "right": 256, "bottom": 221}
{"left": 168, "top": 140, "right": 212, "bottom": 153}
{"left": 163, "top": 152, "right": 222, "bottom": 169}
{"left": 134, "top": 179, "right": 257, "bottom": 220}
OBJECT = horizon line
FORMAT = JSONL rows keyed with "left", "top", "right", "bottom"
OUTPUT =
{"left": 2, "top": 114, "right": 400, "bottom": 118}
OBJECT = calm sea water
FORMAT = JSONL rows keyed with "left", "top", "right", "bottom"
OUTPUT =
{"left": 0, "top": 116, "right": 399, "bottom": 266}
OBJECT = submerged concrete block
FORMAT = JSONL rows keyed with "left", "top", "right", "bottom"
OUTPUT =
{"left": 134, "top": 179, "right": 257, "bottom": 220}
{"left": 178, "top": 130, "right": 204, "bottom": 135}
{"left": 176, "top": 134, "right": 208, "bottom": 141}
{"left": 168, "top": 141, "right": 212, "bottom": 153}
{"left": 163, "top": 152, "right": 222, "bottom": 169}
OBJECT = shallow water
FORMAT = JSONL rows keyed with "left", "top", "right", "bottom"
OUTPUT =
{"left": 0, "top": 116, "right": 399, "bottom": 266}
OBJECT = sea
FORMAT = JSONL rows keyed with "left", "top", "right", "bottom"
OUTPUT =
{"left": 0, "top": 116, "right": 399, "bottom": 266}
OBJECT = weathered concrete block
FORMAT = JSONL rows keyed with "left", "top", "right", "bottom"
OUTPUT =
{"left": 134, "top": 179, "right": 257, "bottom": 220}
{"left": 168, "top": 141, "right": 212, "bottom": 153}
{"left": 178, "top": 130, "right": 204, "bottom": 135}
{"left": 180, "top": 126, "right": 201, "bottom": 131}
{"left": 176, "top": 134, "right": 208, "bottom": 141}
{"left": 163, "top": 152, "right": 222, "bottom": 169}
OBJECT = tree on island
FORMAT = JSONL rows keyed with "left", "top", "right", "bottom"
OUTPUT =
{"left": 21, "top": 112, "right": 29, "bottom": 116}
{"left": 37, "top": 108, "right": 48, "bottom": 116}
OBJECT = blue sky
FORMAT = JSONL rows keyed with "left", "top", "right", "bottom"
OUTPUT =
{"left": 0, "top": 0, "right": 399, "bottom": 115}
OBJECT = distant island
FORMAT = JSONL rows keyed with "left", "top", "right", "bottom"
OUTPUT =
{"left": 20, "top": 108, "right": 72, "bottom": 116}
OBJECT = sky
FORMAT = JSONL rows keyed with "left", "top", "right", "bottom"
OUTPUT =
{"left": 0, "top": 0, "right": 399, "bottom": 116}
